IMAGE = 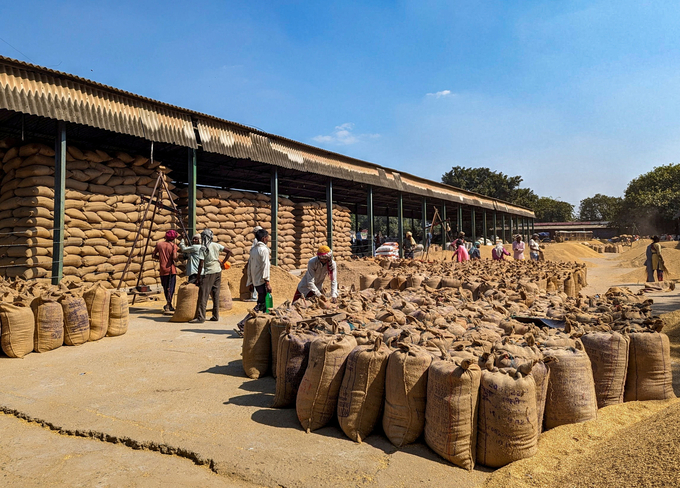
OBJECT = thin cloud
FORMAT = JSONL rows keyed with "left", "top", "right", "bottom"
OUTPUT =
{"left": 312, "top": 123, "right": 380, "bottom": 146}
{"left": 426, "top": 90, "right": 453, "bottom": 98}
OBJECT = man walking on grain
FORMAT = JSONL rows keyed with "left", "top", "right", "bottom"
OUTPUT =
{"left": 190, "top": 229, "right": 232, "bottom": 323}
{"left": 153, "top": 229, "right": 179, "bottom": 313}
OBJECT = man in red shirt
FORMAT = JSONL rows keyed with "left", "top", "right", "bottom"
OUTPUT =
{"left": 153, "top": 229, "right": 179, "bottom": 313}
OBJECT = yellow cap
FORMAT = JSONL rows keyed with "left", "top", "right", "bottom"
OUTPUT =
{"left": 317, "top": 245, "right": 331, "bottom": 255}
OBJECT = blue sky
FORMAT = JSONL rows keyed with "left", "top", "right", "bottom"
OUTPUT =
{"left": 2, "top": 1, "right": 680, "bottom": 208}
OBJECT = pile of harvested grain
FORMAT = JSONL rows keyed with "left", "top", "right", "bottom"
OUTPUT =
{"left": 293, "top": 202, "right": 352, "bottom": 267}
{"left": 336, "top": 260, "right": 383, "bottom": 292}
{"left": 241, "top": 259, "right": 675, "bottom": 471}
{"left": 220, "top": 263, "right": 300, "bottom": 301}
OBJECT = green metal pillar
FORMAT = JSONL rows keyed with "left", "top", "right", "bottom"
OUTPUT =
{"left": 502, "top": 214, "right": 507, "bottom": 243}
{"left": 483, "top": 211, "right": 487, "bottom": 245}
{"left": 51, "top": 121, "right": 66, "bottom": 285}
{"left": 270, "top": 167, "right": 278, "bottom": 266}
{"left": 493, "top": 212, "right": 497, "bottom": 244}
{"left": 397, "top": 192, "right": 404, "bottom": 258}
{"left": 509, "top": 215, "right": 514, "bottom": 239}
{"left": 188, "top": 148, "right": 197, "bottom": 237}
{"left": 326, "top": 179, "right": 333, "bottom": 249}
{"left": 386, "top": 209, "right": 391, "bottom": 237}
{"left": 457, "top": 205, "right": 463, "bottom": 234}
{"left": 422, "top": 197, "right": 427, "bottom": 247}
{"left": 368, "top": 186, "right": 374, "bottom": 256}
{"left": 471, "top": 208, "right": 476, "bottom": 243}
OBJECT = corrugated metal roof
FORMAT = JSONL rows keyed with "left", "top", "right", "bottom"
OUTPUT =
{"left": 0, "top": 55, "right": 534, "bottom": 218}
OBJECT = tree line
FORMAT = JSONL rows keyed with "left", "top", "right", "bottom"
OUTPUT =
{"left": 442, "top": 164, "right": 680, "bottom": 233}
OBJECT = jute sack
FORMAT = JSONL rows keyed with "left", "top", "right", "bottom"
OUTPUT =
{"left": 0, "top": 302, "right": 35, "bottom": 358}
{"left": 406, "top": 274, "right": 424, "bottom": 288}
{"left": 382, "top": 343, "right": 433, "bottom": 447}
{"left": 170, "top": 283, "right": 199, "bottom": 322}
{"left": 107, "top": 290, "right": 129, "bottom": 336}
{"left": 581, "top": 332, "right": 630, "bottom": 408}
{"left": 624, "top": 332, "right": 675, "bottom": 401}
{"left": 544, "top": 345, "right": 598, "bottom": 429}
{"left": 83, "top": 282, "right": 111, "bottom": 341}
{"left": 337, "top": 338, "right": 390, "bottom": 443}
{"left": 360, "top": 274, "right": 377, "bottom": 290}
{"left": 218, "top": 275, "right": 233, "bottom": 311}
{"left": 532, "top": 361, "right": 550, "bottom": 433}
{"left": 242, "top": 312, "right": 271, "bottom": 379}
{"left": 296, "top": 334, "right": 357, "bottom": 432}
{"left": 477, "top": 367, "right": 538, "bottom": 468}
{"left": 31, "top": 295, "right": 64, "bottom": 353}
{"left": 269, "top": 309, "right": 302, "bottom": 379}
{"left": 272, "top": 326, "right": 317, "bottom": 408}
{"left": 59, "top": 295, "right": 90, "bottom": 346}
{"left": 425, "top": 356, "right": 482, "bottom": 470}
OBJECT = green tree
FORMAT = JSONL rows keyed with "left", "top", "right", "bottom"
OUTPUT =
{"left": 617, "top": 163, "right": 680, "bottom": 233}
{"left": 578, "top": 194, "right": 623, "bottom": 221}
{"left": 441, "top": 166, "right": 538, "bottom": 206}
{"left": 533, "top": 197, "right": 574, "bottom": 222}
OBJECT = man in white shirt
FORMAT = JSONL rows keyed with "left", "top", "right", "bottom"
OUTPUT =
{"left": 178, "top": 234, "right": 203, "bottom": 284}
{"left": 293, "top": 245, "right": 338, "bottom": 303}
{"left": 248, "top": 228, "right": 271, "bottom": 312}
{"left": 190, "top": 229, "right": 232, "bottom": 323}
{"left": 244, "top": 225, "right": 263, "bottom": 302}
{"left": 529, "top": 234, "right": 541, "bottom": 261}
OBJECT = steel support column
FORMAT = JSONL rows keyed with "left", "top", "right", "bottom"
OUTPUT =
{"left": 457, "top": 205, "right": 463, "bottom": 234}
{"left": 422, "top": 198, "right": 427, "bottom": 247}
{"left": 493, "top": 212, "right": 497, "bottom": 244}
{"left": 270, "top": 167, "right": 279, "bottom": 266}
{"left": 483, "top": 211, "right": 487, "bottom": 245}
{"left": 502, "top": 214, "right": 507, "bottom": 243}
{"left": 188, "top": 148, "right": 197, "bottom": 237}
{"left": 397, "top": 193, "right": 404, "bottom": 258}
{"left": 471, "top": 209, "right": 476, "bottom": 243}
{"left": 441, "top": 204, "right": 447, "bottom": 247}
{"left": 326, "top": 179, "right": 333, "bottom": 249}
{"left": 368, "top": 186, "right": 374, "bottom": 256}
{"left": 51, "top": 121, "right": 66, "bottom": 285}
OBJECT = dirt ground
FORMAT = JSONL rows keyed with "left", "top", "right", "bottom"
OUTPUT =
{"left": 2, "top": 245, "right": 680, "bottom": 487}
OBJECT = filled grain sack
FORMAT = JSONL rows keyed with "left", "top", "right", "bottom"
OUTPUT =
{"left": 532, "top": 360, "right": 550, "bottom": 434}
{"left": 425, "top": 356, "right": 482, "bottom": 470}
{"left": 337, "top": 338, "right": 390, "bottom": 442}
{"left": 31, "top": 294, "right": 64, "bottom": 353}
{"left": 83, "top": 282, "right": 111, "bottom": 341}
{"left": 360, "top": 274, "right": 377, "bottom": 290}
{"left": 581, "top": 332, "right": 629, "bottom": 408}
{"left": 296, "top": 334, "right": 357, "bottom": 432}
{"left": 272, "top": 326, "right": 318, "bottom": 408}
{"left": 170, "top": 282, "right": 199, "bottom": 322}
{"left": 624, "top": 331, "right": 675, "bottom": 401}
{"left": 107, "top": 290, "right": 129, "bottom": 336}
{"left": 269, "top": 309, "right": 302, "bottom": 379}
{"left": 0, "top": 302, "right": 35, "bottom": 358}
{"left": 544, "top": 345, "right": 598, "bottom": 429}
{"left": 219, "top": 277, "right": 233, "bottom": 311}
{"left": 382, "top": 343, "right": 433, "bottom": 447}
{"left": 242, "top": 312, "right": 271, "bottom": 379}
{"left": 59, "top": 295, "right": 90, "bottom": 346}
{"left": 477, "top": 367, "right": 538, "bottom": 468}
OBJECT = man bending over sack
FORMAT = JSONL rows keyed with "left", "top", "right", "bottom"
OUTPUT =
{"left": 190, "top": 229, "right": 232, "bottom": 323}
{"left": 292, "top": 245, "right": 338, "bottom": 303}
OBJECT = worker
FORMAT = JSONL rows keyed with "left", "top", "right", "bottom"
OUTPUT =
{"left": 469, "top": 242, "right": 481, "bottom": 260}
{"left": 190, "top": 229, "right": 233, "bottom": 323}
{"left": 492, "top": 241, "right": 511, "bottom": 260}
{"left": 645, "top": 236, "right": 667, "bottom": 282}
{"left": 403, "top": 231, "right": 416, "bottom": 259}
{"left": 529, "top": 234, "right": 541, "bottom": 261}
{"left": 152, "top": 229, "right": 178, "bottom": 313}
{"left": 248, "top": 228, "right": 272, "bottom": 312}
{"left": 512, "top": 235, "right": 525, "bottom": 260}
{"left": 244, "top": 225, "right": 263, "bottom": 302}
{"left": 178, "top": 234, "right": 202, "bottom": 284}
{"left": 454, "top": 239, "right": 469, "bottom": 262}
{"left": 293, "top": 245, "right": 338, "bottom": 303}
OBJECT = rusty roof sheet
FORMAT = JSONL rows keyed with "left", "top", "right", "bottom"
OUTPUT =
{"left": 0, "top": 55, "right": 534, "bottom": 218}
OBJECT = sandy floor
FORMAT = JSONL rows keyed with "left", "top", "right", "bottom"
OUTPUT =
{"left": 1, "top": 250, "right": 680, "bottom": 487}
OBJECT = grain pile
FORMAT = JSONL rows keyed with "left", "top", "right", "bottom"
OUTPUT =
{"left": 220, "top": 262, "right": 301, "bottom": 300}
{"left": 293, "top": 202, "right": 352, "bottom": 267}
{"left": 240, "top": 259, "right": 675, "bottom": 471}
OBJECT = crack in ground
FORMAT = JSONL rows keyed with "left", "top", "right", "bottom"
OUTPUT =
{"left": 0, "top": 405, "right": 255, "bottom": 486}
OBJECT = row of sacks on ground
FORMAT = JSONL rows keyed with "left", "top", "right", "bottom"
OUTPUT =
{"left": 238, "top": 277, "right": 673, "bottom": 470}
{"left": 0, "top": 280, "right": 129, "bottom": 358}
{"left": 358, "top": 257, "right": 588, "bottom": 299}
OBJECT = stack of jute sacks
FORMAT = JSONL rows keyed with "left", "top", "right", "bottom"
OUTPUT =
{"left": 241, "top": 260, "right": 675, "bottom": 471}
{"left": 0, "top": 278, "right": 129, "bottom": 358}
{"left": 293, "top": 202, "right": 352, "bottom": 268}
{"left": 0, "top": 138, "right": 177, "bottom": 288}
{"left": 176, "top": 187, "right": 298, "bottom": 271}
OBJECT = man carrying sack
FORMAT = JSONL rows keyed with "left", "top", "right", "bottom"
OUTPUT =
{"left": 190, "top": 229, "right": 233, "bottom": 323}
{"left": 292, "top": 245, "right": 338, "bottom": 303}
